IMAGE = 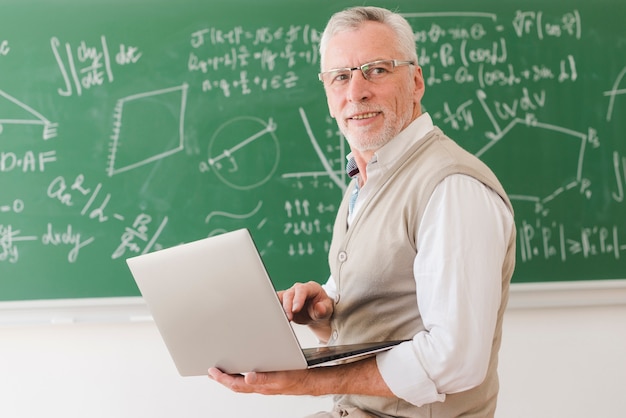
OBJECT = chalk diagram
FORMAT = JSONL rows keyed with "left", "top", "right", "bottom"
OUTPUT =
{"left": 107, "top": 84, "right": 188, "bottom": 177}
{"left": 604, "top": 66, "right": 626, "bottom": 122}
{"left": 200, "top": 116, "right": 279, "bottom": 190}
{"left": 292, "top": 98, "right": 595, "bottom": 217}
{"left": 0, "top": 89, "right": 58, "bottom": 139}
{"left": 281, "top": 107, "right": 349, "bottom": 193}
{"left": 204, "top": 201, "right": 272, "bottom": 254}
{"left": 474, "top": 89, "right": 594, "bottom": 215}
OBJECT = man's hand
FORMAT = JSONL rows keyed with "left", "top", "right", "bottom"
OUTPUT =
{"left": 207, "top": 282, "right": 394, "bottom": 399}
{"left": 277, "top": 281, "right": 334, "bottom": 342}
{"left": 208, "top": 357, "right": 394, "bottom": 398}
{"left": 208, "top": 367, "right": 320, "bottom": 396}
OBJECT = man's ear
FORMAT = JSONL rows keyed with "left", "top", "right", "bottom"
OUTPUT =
{"left": 413, "top": 65, "right": 426, "bottom": 103}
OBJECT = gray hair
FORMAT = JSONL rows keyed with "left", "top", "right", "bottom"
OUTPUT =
{"left": 319, "top": 6, "right": 418, "bottom": 70}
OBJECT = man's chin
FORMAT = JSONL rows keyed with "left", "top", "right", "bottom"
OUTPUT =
{"left": 346, "top": 136, "right": 391, "bottom": 153}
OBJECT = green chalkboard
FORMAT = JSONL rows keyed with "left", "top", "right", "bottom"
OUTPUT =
{"left": 1, "top": 0, "right": 625, "bottom": 301}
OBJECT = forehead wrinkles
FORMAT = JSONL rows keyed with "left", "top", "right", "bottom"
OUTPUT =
{"left": 321, "top": 22, "right": 401, "bottom": 70}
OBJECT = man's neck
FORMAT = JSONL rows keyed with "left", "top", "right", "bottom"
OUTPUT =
{"left": 349, "top": 113, "right": 424, "bottom": 186}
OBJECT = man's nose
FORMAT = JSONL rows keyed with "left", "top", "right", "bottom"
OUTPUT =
{"left": 345, "top": 69, "right": 372, "bottom": 102}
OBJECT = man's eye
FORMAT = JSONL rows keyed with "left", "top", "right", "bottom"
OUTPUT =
{"left": 367, "top": 66, "right": 388, "bottom": 76}
{"left": 333, "top": 72, "right": 350, "bottom": 83}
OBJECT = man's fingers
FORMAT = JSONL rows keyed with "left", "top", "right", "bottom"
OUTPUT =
{"left": 310, "top": 300, "right": 332, "bottom": 321}
{"left": 291, "top": 283, "right": 310, "bottom": 311}
{"left": 245, "top": 372, "right": 265, "bottom": 385}
{"left": 284, "top": 283, "right": 310, "bottom": 314}
{"left": 280, "top": 290, "right": 295, "bottom": 321}
{"left": 208, "top": 368, "right": 252, "bottom": 393}
{"left": 279, "top": 281, "right": 331, "bottom": 325}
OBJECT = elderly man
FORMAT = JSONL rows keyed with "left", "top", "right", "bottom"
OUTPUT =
{"left": 209, "top": 6, "right": 516, "bottom": 418}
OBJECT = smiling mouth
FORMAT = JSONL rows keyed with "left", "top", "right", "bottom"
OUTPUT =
{"left": 350, "top": 112, "right": 380, "bottom": 120}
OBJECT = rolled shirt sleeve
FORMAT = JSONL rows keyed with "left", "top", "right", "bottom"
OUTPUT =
{"left": 377, "top": 174, "right": 514, "bottom": 406}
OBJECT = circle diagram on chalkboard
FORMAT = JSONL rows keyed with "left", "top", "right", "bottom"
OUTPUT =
{"left": 204, "top": 116, "right": 279, "bottom": 190}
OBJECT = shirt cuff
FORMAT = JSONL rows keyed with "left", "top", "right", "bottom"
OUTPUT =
{"left": 376, "top": 342, "right": 446, "bottom": 407}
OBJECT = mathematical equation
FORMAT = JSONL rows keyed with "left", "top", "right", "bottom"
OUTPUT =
{"left": 518, "top": 219, "right": 626, "bottom": 263}
{"left": 181, "top": 10, "right": 583, "bottom": 99}
{"left": 187, "top": 24, "right": 319, "bottom": 98}
{"left": 199, "top": 70, "right": 299, "bottom": 98}
{"left": 0, "top": 151, "right": 57, "bottom": 173}
{"left": 412, "top": 10, "right": 580, "bottom": 91}
{"left": 51, "top": 35, "right": 142, "bottom": 97}
{"left": 0, "top": 173, "right": 167, "bottom": 265}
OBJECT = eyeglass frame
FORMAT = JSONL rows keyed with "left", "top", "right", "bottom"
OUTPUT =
{"left": 318, "top": 59, "right": 415, "bottom": 86}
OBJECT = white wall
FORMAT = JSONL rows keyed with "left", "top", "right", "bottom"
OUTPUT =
{"left": 0, "top": 316, "right": 331, "bottom": 418}
{"left": 498, "top": 304, "right": 626, "bottom": 417}
{"left": 1, "top": 281, "right": 625, "bottom": 418}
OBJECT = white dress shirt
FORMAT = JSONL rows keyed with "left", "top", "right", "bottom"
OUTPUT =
{"left": 322, "top": 113, "right": 515, "bottom": 406}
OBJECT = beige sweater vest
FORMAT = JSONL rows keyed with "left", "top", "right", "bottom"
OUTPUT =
{"left": 327, "top": 128, "right": 516, "bottom": 418}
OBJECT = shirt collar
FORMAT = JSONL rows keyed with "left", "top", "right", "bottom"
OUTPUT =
{"left": 344, "top": 112, "right": 434, "bottom": 178}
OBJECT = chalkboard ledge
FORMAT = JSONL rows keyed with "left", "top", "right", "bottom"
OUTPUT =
{"left": 1, "top": 280, "right": 625, "bottom": 326}
{"left": 506, "top": 279, "right": 626, "bottom": 310}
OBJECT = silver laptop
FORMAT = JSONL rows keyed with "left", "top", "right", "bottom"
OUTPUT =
{"left": 126, "top": 228, "right": 406, "bottom": 376}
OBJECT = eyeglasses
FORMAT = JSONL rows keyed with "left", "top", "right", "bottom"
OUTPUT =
{"left": 318, "top": 59, "right": 415, "bottom": 87}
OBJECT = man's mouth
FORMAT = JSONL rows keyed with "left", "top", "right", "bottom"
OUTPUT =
{"left": 350, "top": 112, "right": 380, "bottom": 120}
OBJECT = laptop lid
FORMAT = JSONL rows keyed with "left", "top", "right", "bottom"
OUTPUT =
{"left": 126, "top": 228, "right": 406, "bottom": 376}
{"left": 127, "top": 228, "right": 308, "bottom": 375}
